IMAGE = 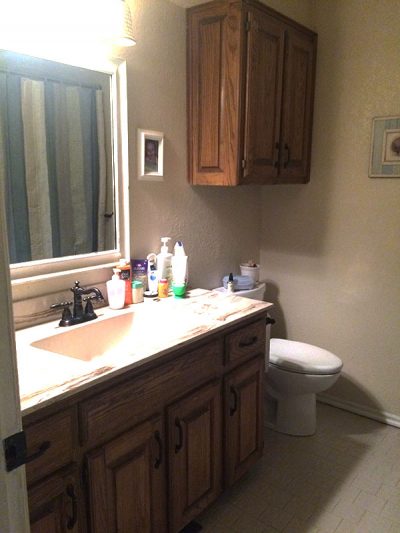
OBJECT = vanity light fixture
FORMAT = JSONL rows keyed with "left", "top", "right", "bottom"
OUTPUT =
{"left": 116, "top": 0, "right": 136, "bottom": 47}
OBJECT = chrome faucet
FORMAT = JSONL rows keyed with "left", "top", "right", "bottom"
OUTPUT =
{"left": 51, "top": 281, "right": 104, "bottom": 327}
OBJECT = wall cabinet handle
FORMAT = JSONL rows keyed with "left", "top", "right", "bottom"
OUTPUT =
{"left": 154, "top": 431, "right": 162, "bottom": 469}
{"left": 66, "top": 483, "right": 78, "bottom": 530}
{"left": 25, "top": 441, "right": 51, "bottom": 463}
{"left": 175, "top": 418, "right": 183, "bottom": 454}
{"left": 284, "top": 143, "right": 290, "bottom": 168}
{"left": 239, "top": 336, "right": 258, "bottom": 348}
{"left": 230, "top": 386, "right": 238, "bottom": 416}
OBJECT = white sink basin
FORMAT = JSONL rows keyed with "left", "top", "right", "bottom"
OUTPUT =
{"left": 31, "top": 312, "right": 138, "bottom": 362}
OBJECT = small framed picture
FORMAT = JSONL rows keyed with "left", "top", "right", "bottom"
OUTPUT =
{"left": 369, "top": 116, "right": 400, "bottom": 178}
{"left": 138, "top": 129, "right": 164, "bottom": 181}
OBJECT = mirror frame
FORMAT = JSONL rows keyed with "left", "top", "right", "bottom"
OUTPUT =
{"left": 5, "top": 55, "right": 130, "bottom": 302}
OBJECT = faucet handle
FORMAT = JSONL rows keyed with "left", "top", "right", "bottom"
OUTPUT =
{"left": 50, "top": 301, "right": 74, "bottom": 327}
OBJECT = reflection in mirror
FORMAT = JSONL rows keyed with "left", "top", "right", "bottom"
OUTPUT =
{"left": 0, "top": 51, "right": 116, "bottom": 265}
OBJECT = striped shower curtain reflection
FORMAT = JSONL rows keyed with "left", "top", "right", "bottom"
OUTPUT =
{"left": 0, "top": 72, "right": 107, "bottom": 264}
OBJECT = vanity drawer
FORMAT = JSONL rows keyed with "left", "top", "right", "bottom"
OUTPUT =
{"left": 80, "top": 339, "right": 223, "bottom": 446}
{"left": 24, "top": 408, "right": 77, "bottom": 486}
{"left": 225, "top": 319, "right": 266, "bottom": 366}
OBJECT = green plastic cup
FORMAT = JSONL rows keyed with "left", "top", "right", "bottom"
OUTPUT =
{"left": 172, "top": 283, "right": 186, "bottom": 298}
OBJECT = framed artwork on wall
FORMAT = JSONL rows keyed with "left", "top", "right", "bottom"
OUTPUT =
{"left": 137, "top": 129, "right": 164, "bottom": 181}
{"left": 369, "top": 116, "right": 400, "bottom": 178}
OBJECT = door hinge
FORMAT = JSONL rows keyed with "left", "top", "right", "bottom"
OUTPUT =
{"left": 241, "top": 159, "right": 247, "bottom": 169}
{"left": 3, "top": 430, "right": 27, "bottom": 472}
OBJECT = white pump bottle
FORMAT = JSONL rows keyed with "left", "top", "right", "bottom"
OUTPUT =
{"left": 157, "top": 237, "right": 173, "bottom": 286}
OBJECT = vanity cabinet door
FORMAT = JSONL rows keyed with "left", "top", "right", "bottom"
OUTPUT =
{"left": 167, "top": 381, "right": 222, "bottom": 533}
{"left": 224, "top": 356, "right": 264, "bottom": 487}
{"left": 29, "top": 466, "right": 80, "bottom": 533}
{"left": 86, "top": 415, "right": 167, "bottom": 533}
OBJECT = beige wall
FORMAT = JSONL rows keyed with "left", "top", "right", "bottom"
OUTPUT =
{"left": 127, "top": 0, "right": 261, "bottom": 290}
{"left": 260, "top": 0, "right": 400, "bottom": 417}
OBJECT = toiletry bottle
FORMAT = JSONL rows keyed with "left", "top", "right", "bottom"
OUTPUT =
{"left": 106, "top": 268, "right": 125, "bottom": 309}
{"left": 157, "top": 237, "right": 173, "bottom": 287}
{"left": 132, "top": 280, "right": 144, "bottom": 304}
{"left": 158, "top": 278, "right": 169, "bottom": 298}
{"left": 146, "top": 253, "right": 158, "bottom": 296}
{"left": 227, "top": 272, "right": 235, "bottom": 294}
{"left": 118, "top": 259, "right": 132, "bottom": 305}
{"left": 171, "top": 240, "right": 188, "bottom": 285}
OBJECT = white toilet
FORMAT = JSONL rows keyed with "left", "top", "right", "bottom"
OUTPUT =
{"left": 214, "top": 282, "right": 343, "bottom": 436}
{"left": 266, "top": 339, "right": 342, "bottom": 436}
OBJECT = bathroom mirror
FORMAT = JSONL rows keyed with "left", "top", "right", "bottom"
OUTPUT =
{"left": 0, "top": 50, "right": 116, "bottom": 266}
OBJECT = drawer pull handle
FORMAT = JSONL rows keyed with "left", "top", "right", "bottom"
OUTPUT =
{"left": 154, "top": 431, "right": 162, "bottom": 469}
{"left": 239, "top": 336, "right": 258, "bottom": 348}
{"left": 25, "top": 441, "right": 51, "bottom": 463}
{"left": 175, "top": 418, "right": 183, "bottom": 454}
{"left": 230, "top": 386, "right": 238, "bottom": 416}
{"left": 66, "top": 483, "right": 78, "bottom": 530}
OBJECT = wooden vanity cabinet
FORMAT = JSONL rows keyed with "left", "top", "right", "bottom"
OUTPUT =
{"left": 23, "top": 315, "right": 269, "bottom": 533}
{"left": 187, "top": 0, "right": 317, "bottom": 185}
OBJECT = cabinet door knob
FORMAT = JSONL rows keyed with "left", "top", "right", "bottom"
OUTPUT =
{"left": 66, "top": 483, "right": 78, "bottom": 530}
{"left": 154, "top": 431, "right": 163, "bottom": 469}
{"left": 174, "top": 418, "right": 184, "bottom": 453}
{"left": 230, "top": 386, "right": 238, "bottom": 416}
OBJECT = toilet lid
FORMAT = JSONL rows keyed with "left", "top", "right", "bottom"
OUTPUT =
{"left": 269, "top": 338, "right": 343, "bottom": 375}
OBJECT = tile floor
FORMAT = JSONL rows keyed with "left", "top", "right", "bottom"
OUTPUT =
{"left": 197, "top": 403, "right": 400, "bottom": 533}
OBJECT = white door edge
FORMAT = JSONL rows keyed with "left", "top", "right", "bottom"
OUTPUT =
{"left": 0, "top": 185, "right": 30, "bottom": 531}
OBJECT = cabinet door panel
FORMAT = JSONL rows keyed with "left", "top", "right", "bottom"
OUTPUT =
{"left": 168, "top": 381, "right": 222, "bottom": 532}
{"left": 225, "top": 357, "right": 264, "bottom": 487}
{"left": 279, "top": 27, "right": 316, "bottom": 183}
{"left": 29, "top": 466, "right": 80, "bottom": 533}
{"left": 243, "top": 9, "right": 285, "bottom": 183}
{"left": 87, "top": 416, "right": 166, "bottom": 533}
{"left": 188, "top": 3, "right": 242, "bottom": 185}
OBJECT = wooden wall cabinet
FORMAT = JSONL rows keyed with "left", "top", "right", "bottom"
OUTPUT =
{"left": 23, "top": 316, "right": 268, "bottom": 533}
{"left": 187, "top": 0, "right": 317, "bottom": 186}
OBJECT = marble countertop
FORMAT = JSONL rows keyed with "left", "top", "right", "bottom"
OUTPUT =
{"left": 16, "top": 289, "right": 273, "bottom": 416}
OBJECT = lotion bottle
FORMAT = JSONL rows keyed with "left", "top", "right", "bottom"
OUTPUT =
{"left": 171, "top": 241, "right": 188, "bottom": 285}
{"left": 106, "top": 269, "right": 125, "bottom": 309}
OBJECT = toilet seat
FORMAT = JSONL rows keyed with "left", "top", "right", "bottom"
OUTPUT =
{"left": 269, "top": 338, "right": 342, "bottom": 375}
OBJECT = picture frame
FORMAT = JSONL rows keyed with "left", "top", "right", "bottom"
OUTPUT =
{"left": 369, "top": 116, "right": 400, "bottom": 178}
{"left": 137, "top": 129, "right": 164, "bottom": 181}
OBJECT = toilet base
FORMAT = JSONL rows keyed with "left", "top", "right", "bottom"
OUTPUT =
{"left": 265, "top": 390, "right": 316, "bottom": 436}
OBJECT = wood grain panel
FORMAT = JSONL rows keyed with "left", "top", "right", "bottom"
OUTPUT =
{"left": 168, "top": 381, "right": 222, "bottom": 532}
{"left": 188, "top": 2, "right": 242, "bottom": 185}
{"left": 224, "top": 356, "right": 264, "bottom": 487}
{"left": 24, "top": 407, "right": 77, "bottom": 486}
{"left": 225, "top": 318, "right": 266, "bottom": 367}
{"left": 80, "top": 340, "right": 222, "bottom": 446}
{"left": 199, "top": 17, "right": 223, "bottom": 169}
{"left": 242, "top": 8, "right": 285, "bottom": 184}
{"left": 87, "top": 416, "right": 167, "bottom": 533}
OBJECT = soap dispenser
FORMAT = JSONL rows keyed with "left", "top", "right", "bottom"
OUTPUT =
{"left": 157, "top": 237, "right": 173, "bottom": 287}
{"left": 106, "top": 268, "right": 125, "bottom": 310}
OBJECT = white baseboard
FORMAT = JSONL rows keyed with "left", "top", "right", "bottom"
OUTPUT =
{"left": 317, "top": 393, "right": 400, "bottom": 429}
